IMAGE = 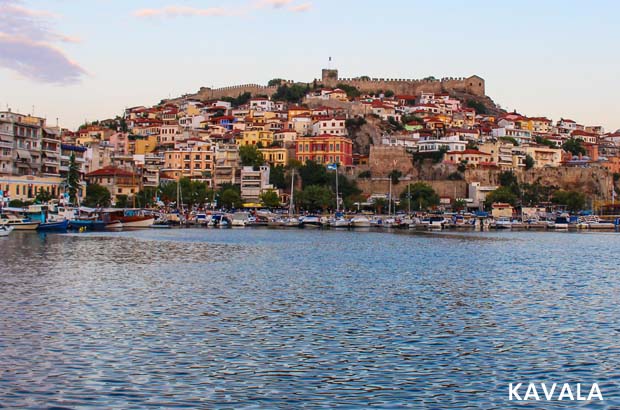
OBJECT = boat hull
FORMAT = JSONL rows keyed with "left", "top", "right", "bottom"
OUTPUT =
{"left": 120, "top": 217, "right": 155, "bottom": 228}
{"left": 4, "top": 222, "right": 40, "bottom": 230}
{"left": 37, "top": 220, "right": 69, "bottom": 232}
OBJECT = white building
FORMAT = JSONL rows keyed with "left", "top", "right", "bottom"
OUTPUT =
{"left": 240, "top": 165, "right": 273, "bottom": 202}
{"left": 311, "top": 117, "right": 347, "bottom": 136}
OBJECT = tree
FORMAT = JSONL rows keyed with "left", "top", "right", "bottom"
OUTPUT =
{"left": 298, "top": 160, "right": 328, "bottom": 187}
{"left": 66, "top": 152, "right": 80, "bottom": 205}
{"left": 534, "top": 136, "right": 556, "bottom": 148}
{"left": 299, "top": 185, "right": 333, "bottom": 211}
{"left": 220, "top": 188, "right": 242, "bottom": 209}
{"left": 115, "top": 194, "right": 129, "bottom": 208}
{"left": 135, "top": 187, "right": 158, "bottom": 208}
{"left": 221, "top": 92, "right": 252, "bottom": 107}
{"left": 82, "top": 184, "right": 111, "bottom": 207}
{"left": 485, "top": 186, "right": 518, "bottom": 207}
{"left": 384, "top": 90, "right": 395, "bottom": 98}
{"left": 268, "top": 78, "right": 284, "bottom": 87}
{"left": 269, "top": 165, "right": 287, "bottom": 190}
{"left": 466, "top": 99, "right": 488, "bottom": 115}
{"left": 521, "top": 181, "right": 557, "bottom": 206}
{"left": 358, "top": 170, "right": 371, "bottom": 179}
{"left": 388, "top": 169, "right": 402, "bottom": 184}
{"left": 466, "top": 141, "right": 479, "bottom": 150}
{"left": 524, "top": 154, "right": 535, "bottom": 170}
{"left": 260, "top": 190, "right": 281, "bottom": 208}
{"left": 498, "top": 170, "right": 520, "bottom": 196}
{"left": 239, "top": 145, "right": 265, "bottom": 168}
{"left": 373, "top": 198, "right": 387, "bottom": 214}
{"left": 453, "top": 198, "right": 467, "bottom": 212}
{"left": 272, "top": 84, "right": 308, "bottom": 103}
{"left": 499, "top": 136, "right": 519, "bottom": 146}
{"left": 552, "top": 190, "right": 586, "bottom": 212}
{"left": 34, "top": 189, "right": 52, "bottom": 204}
{"left": 336, "top": 83, "right": 361, "bottom": 99}
{"left": 400, "top": 182, "right": 440, "bottom": 211}
{"left": 457, "top": 160, "right": 468, "bottom": 173}
{"left": 562, "top": 137, "right": 586, "bottom": 156}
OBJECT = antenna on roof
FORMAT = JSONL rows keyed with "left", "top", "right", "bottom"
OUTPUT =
{"left": 328, "top": 56, "right": 332, "bottom": 69}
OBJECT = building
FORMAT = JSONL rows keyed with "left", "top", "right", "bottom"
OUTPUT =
{"left": 311, "top": 117, "right": 347, "bottom": 136}
{"left": 522, "top": 145, "right": 562, "bottom": 168}
{"left": 240, "top": 165, "right": 273, "bottom": 203}
{"left": 259, "top": 146, "right": 288, "bottom": 167}
{"left": 85, "top": 166, "right": 140, "bottom": 202}
{"left": 162, "top": 144, "right": 215, "bottom": 185}
{"left": 296, "top": 134, "right": 353, "bottom": 166}
{"left": 468, "top": 182, "right": 499, "bottom": 209}
{"left": 444, "top": 149, "right": 493, "bottom": 167}
{"left": 214, "top": 144, "right": 240, "bottom": 187}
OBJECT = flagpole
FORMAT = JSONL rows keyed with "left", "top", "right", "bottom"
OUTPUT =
{"left": 336, "top": 162, "right": 340, "bottom": 212}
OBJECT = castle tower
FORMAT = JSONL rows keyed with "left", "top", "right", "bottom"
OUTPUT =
{"left": 321, "top": 68, "right": 338, "bottom": 87}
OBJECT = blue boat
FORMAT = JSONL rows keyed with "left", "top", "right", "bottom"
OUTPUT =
{"left": 37, "top": 220, "right": 69, "bottom": 233}
{"left": 68, "top": 219, "right": 107, "bottom": 231}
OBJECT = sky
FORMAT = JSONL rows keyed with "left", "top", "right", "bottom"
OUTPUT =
{"left": 0, "top": 0, "right": 619, "bottom": 131}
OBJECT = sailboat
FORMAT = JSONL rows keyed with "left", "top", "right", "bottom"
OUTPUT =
{"left": 283, "top": 169, "right": 300, "bottom": 227}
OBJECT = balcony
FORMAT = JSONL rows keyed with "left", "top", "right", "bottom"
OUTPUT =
{"left": 0, "top": 141, "right": 13, "bottom": 149}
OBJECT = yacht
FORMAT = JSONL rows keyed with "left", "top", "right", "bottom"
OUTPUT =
{"left": 299, "top": 215, "right": 322, "bottom": 228}
{"left": 350, "top": 215, "right": 371, "bottom": 228}
{"left": 0, "top": 214, "right": 40, "bottom": 230}
{"left": 231, "top": 212, "right": 250, "bottom": 227}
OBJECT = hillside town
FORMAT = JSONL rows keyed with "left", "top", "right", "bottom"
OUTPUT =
{"left": 1, "top": 69, "right": 619, "bottom": 216}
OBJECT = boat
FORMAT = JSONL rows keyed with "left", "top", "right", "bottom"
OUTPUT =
{"left": 283, "top": 217, "right": 300, "bottom": 227}
{"left": 329, "top": 212, "right": 349, "bottom": 228}
{"left": 428, "top": 215, "right": 446, "bottom": 230}
{"left": 552, "top": 215, "right": 570, "bottom": 230}
{"left": 350, "top": 215, "right": 371, "bottom": 228}
{"left": 492, "top": 217, "right": 513, "bottom": 230}
{"left": 0, "top": 225, "right": 14, "bottom": 237}
{"left": 299, "top": 215, "right": 322, "bottom": 228}
{"left": 0, "top": 214, "right": 40, "bottom": 230}
{"left": 105, "top": 221, "right": 123, "bottom": 230}
{"left": 231, "top": 212, "right": 250, "bottom": 227}
{"left": 37, "top": 219, "right": 69, "bottom": 232}
{"left": 104, "top": 209, "right": 154, "bottom": 228}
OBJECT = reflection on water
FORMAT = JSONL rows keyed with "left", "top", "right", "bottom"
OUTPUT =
{"left": 1, "top": 229, "right": 619, "bottom": 408}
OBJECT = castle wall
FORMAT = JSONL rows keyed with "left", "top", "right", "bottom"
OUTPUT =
{"left": 196, "top": 84, "right": 280, "bottom": 100}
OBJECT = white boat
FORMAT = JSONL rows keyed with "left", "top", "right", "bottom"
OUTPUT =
{"left": 552, "top": 215, "right": 570, "bottom": 230}
{"left": 231, "top": 212, "right": 250, "bottom": 227}
{"left": 492, "top": 217, "right": 512, "bottom": 230}
{"left": 283, "top": 217, "right": 300, "bottom": 227}
{"left": 429, "top": 216, "right": 446, "bottom": 230}
{"left": 0, "top": 225, "right": 14, "bottom": 236}
{"left": 330, "top": 217, "right": 350, "bottom": 228}
{"left": 299, "top": 215, "right": 322, "bottom": 228}
{"left": 0, "top": 215, "right": 40, "bottom": 230}
{"left": 350, "top": 215, "right": 371, "bottom": 228}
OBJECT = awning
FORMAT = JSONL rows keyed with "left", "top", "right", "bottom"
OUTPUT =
{"left": 16, "top": 149, "right": 32, "bottom": 160}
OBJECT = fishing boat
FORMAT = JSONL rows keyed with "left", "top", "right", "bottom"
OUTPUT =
{"left": 0, "top": 225, "right": 14, "bottom": 237}
{"left": 104, "top": 209, "right": 154, "bottom": 228}
{"left": 37, "top": 219, "right": 69, "bottom": 232}
{"left": 0, "top": 214, "right": 40, "bottom": 230}
{"left": 350, "top": 215, "right": 371, "bottom": 228}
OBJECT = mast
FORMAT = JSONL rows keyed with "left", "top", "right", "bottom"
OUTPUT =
{"left": 335, "top": 162, "right": 339, "bottom": 213}
{"left": 408, "top": 183, "right": 411, "bottom": 214}
{"left": 289, "top": 169, "right": 295, "bottom": 215}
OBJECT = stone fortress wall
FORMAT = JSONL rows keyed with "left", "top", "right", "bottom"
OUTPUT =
{"left": 184, "top": 69, "right": 486, "bottom": 101}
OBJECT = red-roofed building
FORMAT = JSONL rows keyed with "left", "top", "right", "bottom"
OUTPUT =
{"left": 296, "top": 134, "right": 353, "bottom": 166}
{"left": 444, "top": 149, "right": 493, "bottom": 167}
{"left": 85, "top": 166, "right": 140, "bottom": 202}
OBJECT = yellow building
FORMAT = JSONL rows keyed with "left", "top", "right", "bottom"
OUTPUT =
{"left": 523, "top": 145, "right": 562, "bottom": 168}
{"left": 259, "top": 147, "right": 288, "bottom": 167}
{"left": 0, "top": 175, "right": 84, "bottom": 202}
{"left": 131, "top": 135, "right": 158, "bottom": 155}
{"left": 237, "top": 130, "right": 274, "bottom": 147}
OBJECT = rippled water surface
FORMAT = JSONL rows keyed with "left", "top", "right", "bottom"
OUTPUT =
{"left": 1, "top": 228, "right": 620, "bottom": 408}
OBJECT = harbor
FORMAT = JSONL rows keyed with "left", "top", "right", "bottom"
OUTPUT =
{"left": 2, "top": 227, "right": 620, "bottom": 408}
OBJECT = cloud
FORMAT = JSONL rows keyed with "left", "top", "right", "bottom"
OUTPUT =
{"left": 288, "top": 2, "right": 311, "bottom": 12}
{"left": 255, "top": 0, "right": 294, "bottom": 8}
{"left": 0, "top": 0, "right": 85, "bottom": 84}
{"left": 133, "top": 6, "right": 231, "bottom": 18}
{"left": 134, "top": 0, "right": 312, "bottom": 18}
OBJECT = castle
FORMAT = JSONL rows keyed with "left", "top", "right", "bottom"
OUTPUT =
{"left": 188, "top": 68, "right": 486, "bottom": 101}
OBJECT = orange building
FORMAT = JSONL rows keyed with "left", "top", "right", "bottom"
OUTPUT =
{"left": 296, "top": 134, "right": 353, "bottom": 166}
{"left": 162, "top": 145, "right": 215, "bottom": 185}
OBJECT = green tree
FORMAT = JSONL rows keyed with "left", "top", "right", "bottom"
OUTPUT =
{"left": 498, "top": 170, "right": 520, "bottom": 196}
{"left": 272, "top": 84, "right": 309, "bottom": 103}
{"left": 115, "top": 194, "right": 129, "bottom": 208}
{"left": 373, "top": 198, "right": 387, "bottom": 214}
{"left": 552, "top": 190, "right": 586, "bottom": 212}
{"left": 260, "top": 190, "right": 281, "bottom": 208}
{"left": 384, "top": 90, "right": 395, "bottom": 98}
{"left": 220, "top": 188, "right": 242, "bottom": 209}
{"left": 466, "top": 99, "right": 488, "bottom": 115}
{"left": 400, "top": 182, "right": 440, "bottom": 211}
{"left": 466, "top": 141, "right": 479, "bottom": 150}
{"left": 299, "top": 185, "right": 333, "bottom": 211}
{"left": 221, "top": 92, "right": 252, "bottom": 107}
{"left": 485, "top": 186, "right": 518, "bottom": 207}
{"left": 34, "top": 189, "right": 53, "bottom": 204}
{"left": 499, "top": 136, "right": 519, "bottom": 146}
{"left": 135, "top": 187, "right": 158, "bottom": 208}
{"left": 269, "top": 165, "right": 287, "bottom": 190}
{"left": 524, "top": 154, "right": 535, "bottom": 170}
{"left": 358, "top": 170, "right": 371, "bottom": 178}
{"left": 534, "top": 136, "right": 556, "bottom": 148}
{"left": 239, "top": 145, "right": 265, "bottom": 168}
{"left": 388, "top": 169, "right": 402, "bottom": 184}
{"left": 336, "top": 83, "right": 361, "bottom": 99}
{"left": 268, "top": 78, "right": 284, "bottom": 87}
{"left": 66, "top": 152, "right": 80, "bottom": 205}
{"left": 453, "top": 198, "right": 467, "bottom": 212}
{"left": 82, "top": 183, "right": 111, "bottom": 207}
{"left": 562, "top": 137, "right": 586, "bottom": 156}
{"left": 298, "top": 160, "right": 328, "bottom": 187}
{"left": 521, "top": 181, "right": 557, "bottom": 206}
